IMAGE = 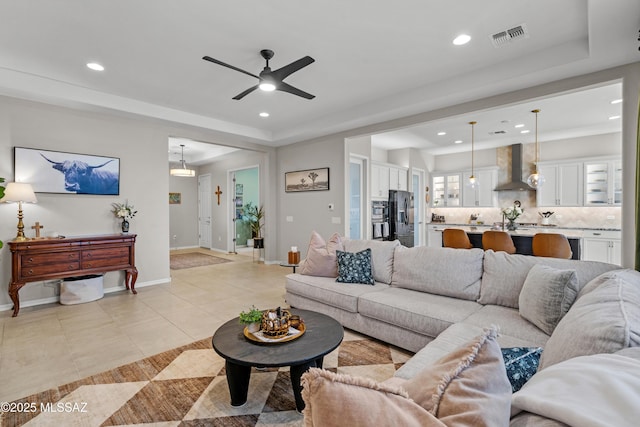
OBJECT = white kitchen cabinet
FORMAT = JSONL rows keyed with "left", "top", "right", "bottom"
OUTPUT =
{"left": 462, "top": 168, "right": 497, "bottom": 207}
{"left": 432, "top": 173, "right": 461, "bottom": 207}
{"left": 427, "top": 225, "right": 444, "bottom": 247}
{"left": 536, "top": 162, "right": 583, "bottom": 207}
{"left": 389, "top": 167, "right": 408, "bottom": 191}
{"left": 582, "top": 230, "right": 621, "bottom": 265}
{"left": 371, "top": 164, "right": 390, "bottom": 199}
{"left": 584, "top": 159, "right": 622, "bottom": 206}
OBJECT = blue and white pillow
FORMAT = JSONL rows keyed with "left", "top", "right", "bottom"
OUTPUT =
{"left": 501, "top": 347, "right": 543, "bottom": 392}
{"left": 336, "top": 249, "right": 374, "bottom": 285}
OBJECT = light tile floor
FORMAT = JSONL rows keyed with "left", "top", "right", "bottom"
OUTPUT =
{"left": 0, "top": 249, "right": 290, "bottom": 403}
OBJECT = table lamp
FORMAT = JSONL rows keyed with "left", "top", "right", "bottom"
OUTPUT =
{"left": 0, "top": 182, "right": 38, "bottom": 241}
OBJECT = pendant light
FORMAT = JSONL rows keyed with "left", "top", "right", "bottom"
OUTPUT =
{"left": 468, "top": 121, "right": 478, "bottom": 188}
{"left": 527, "top": 109, "right": 545, "bottom": 188}
{"left": 170, "top": 144, "right": 195, "bottom": 177}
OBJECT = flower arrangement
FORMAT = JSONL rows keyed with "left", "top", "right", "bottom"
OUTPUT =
{"left": 111, "top": 200, "right": 137, "bottom": 219}
{"left": 502, "top": 203, "right": 523, "bottom": 221}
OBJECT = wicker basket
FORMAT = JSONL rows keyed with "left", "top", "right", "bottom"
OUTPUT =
{"left": 261, "top": 308, "right": 291, "bottom": 339}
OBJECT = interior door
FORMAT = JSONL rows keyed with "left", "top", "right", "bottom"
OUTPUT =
{"left": 198, "top": 174, "right": 212, "bottom": 248}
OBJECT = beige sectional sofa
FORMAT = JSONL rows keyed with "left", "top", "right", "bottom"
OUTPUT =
{"left": 286, "top": 239, "right": 640, "bottom": 426}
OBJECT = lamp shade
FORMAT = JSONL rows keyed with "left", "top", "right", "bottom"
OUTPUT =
{"left": 0, "top": 182, "right": 37, "bottom": 204}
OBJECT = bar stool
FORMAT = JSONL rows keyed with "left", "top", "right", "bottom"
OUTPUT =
{"left": 532, "top": 233, "right": 572, "bottom": 259}
{"left": 482, "top": 230, "right": 516, "bottom": 254}
{"left": 442, "top": 228, "right": 473, "bottom": 249}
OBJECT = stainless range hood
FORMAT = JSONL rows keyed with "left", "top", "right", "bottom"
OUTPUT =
{"left": 494, "top": 143, "right": 535, "bottom": 191}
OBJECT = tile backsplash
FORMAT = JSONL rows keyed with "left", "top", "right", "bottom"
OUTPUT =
{"left": 431, "top": 205, "right": 621, "bottom": 229}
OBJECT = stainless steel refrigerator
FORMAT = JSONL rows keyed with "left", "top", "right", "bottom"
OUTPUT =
{"left": 388, "top": 190, "right": 414, "bottom": 247}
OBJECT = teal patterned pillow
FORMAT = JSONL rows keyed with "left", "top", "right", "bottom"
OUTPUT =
{"left": 336, "top": 249, "right": 374, "bottom": 285}
{"left": 501, "top": 347, "right": 543, "bottom": 392}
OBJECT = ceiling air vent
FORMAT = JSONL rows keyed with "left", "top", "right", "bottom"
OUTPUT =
{"left": 491, "top": 24, "right": 529, "bottom": 48}
{"left": 489, "top": 130, "right": 507, "bottom": 135}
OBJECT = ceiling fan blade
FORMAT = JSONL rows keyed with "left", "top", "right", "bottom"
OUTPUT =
{"left": 202, "top": 56, "right": 260, "bottom": 80}
{"left": 232, "top": 85, "right": 259, "bottom": 100}
{"left": 278, "top": 82, "right": 315, "bottom": 100}
{"left": 271, "top": 56, "right": 315, "bottom": 81}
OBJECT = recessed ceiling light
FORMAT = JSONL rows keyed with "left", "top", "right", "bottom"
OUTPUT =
{"left": 610, "top": 99, "right": 623, "bottom": 104}
{"left": 454, "top": 140, "right": 463, "bottom": 144}
{"left": 514, "top": 124, "right": 525, "bottom": 128}
{"left": 609, "top": 115, "right": 621, "bottom": 120}
{"left": 86, "top": 62, "right": 104, "bottom": 71}
{"left": 437, "top": 131, "right": 446, "bottom": 136}
{"left": 259, "top": 112, "right": 270, "bottom": 117}
{"left": 520, "top": 130, "right": 530, "bottom": 134}
{"left": 453, "top": 34, "right": 471, "bottom": 45}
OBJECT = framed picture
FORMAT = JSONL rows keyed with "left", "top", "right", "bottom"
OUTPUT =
{"left": 14, "top": 147, "right": 120, "bottom": 195}
{"left": 235, "top": 183, "right": 243, "bottom": 195}
{"left": 285, "top": 167, "right": 330, "bottom": 192}
{"left": 169, "top": 192, "right": 181, "bottom": 204}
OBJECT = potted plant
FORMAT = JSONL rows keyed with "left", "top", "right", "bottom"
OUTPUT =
{"left": 239, "top": 306, "right": 263, "bottom": 333}
{"left": 242, "top": 202, "right": 265, "bottom": 248}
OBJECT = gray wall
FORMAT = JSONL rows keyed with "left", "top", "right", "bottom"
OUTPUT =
{"left": 0, "top": 96, "right": 170, "bottom": 308}
{"left": 169, "top": 170, "right": 199, "bottom": 249}
{"left": 198, "top": 150, "right": 266, "bottom": 253}
{"left": 277, "top": 136, "right": 345, "bottom": 259}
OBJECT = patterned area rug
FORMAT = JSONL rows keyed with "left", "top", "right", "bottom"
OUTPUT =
{"left": 2, "top": 330, "right": 412, "bottom": 426}
{"left": 170, "top": 252, "right": 232, "bottom": 270}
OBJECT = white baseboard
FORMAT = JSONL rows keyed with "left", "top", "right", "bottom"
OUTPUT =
{"left": 0, "top": 278, "right": 171, "bottom": 314}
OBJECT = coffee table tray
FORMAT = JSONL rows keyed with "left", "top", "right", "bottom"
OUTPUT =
{"left": 244, "top": 324, "right": 306, "bottom": 344}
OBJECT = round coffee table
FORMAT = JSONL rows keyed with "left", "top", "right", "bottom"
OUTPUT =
{"left": 212, "top": 309, "right": 344, "bottom": 412}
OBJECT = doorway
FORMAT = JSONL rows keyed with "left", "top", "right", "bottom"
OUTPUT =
{"left": 198, "top": 174, "right": 212, "bottom": 248}
{"left": 228, "top": 166, "right": 259, "bottom": 253}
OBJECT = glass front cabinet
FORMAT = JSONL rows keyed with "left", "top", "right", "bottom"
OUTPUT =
{"left": 432, "top": 173, "right": 461, "bottom": 207}
{"left": 584, "top": 159, "right": 622, "bottom": 206}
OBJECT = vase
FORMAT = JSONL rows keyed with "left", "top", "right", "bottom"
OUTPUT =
{"left": 507, "top": 219, "right": 517, "bottom": 231}
{"left": 121, "top": 219, "right": 130, "bottom": 233}
{"left": 246, "top": 322, "right": 261, "bottom": 333}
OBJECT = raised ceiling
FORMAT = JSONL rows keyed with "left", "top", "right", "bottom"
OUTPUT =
{"left": 0, "top": 1, "right": 638, "bottom": 153}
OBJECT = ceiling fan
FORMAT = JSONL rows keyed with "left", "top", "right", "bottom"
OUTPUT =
{"left": 202, "top": 49, "right": 315, "bottom": 100}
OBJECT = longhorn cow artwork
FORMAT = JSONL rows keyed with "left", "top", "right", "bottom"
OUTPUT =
{"left": 14, "top": 147, "right": 120, "bottom": 195}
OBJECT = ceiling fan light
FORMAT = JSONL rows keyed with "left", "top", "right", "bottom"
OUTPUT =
{"left": 259, "top": 82, "right": 276, "bottom": 92}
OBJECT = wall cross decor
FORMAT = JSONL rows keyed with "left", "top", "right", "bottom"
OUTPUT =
{"left": 215, "top": 185, "right": 223, "bottom": 205}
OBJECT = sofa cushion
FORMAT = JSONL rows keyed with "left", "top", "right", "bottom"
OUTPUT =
{"left": 285, "top": 274, "right": 388, "bottom": 313}
{"left": 392, "top": 246, "right": 484, "bottom": 301}
{"left": 462, "top": 305, "right": 550, "bottom": 347}
{"left": 301, "top": 368, "right": 446, "bottom": 427}
{"left": 539, "top": 269, "right": 640, "bottom": 370}
{"left": 501, "top": 347, "right": 543, "bottom": 392}
{"left": 358, "top": 287, "right": 482, "bottom": 339}
{"left": 299, "top": 231, "right": 343, "bottom": 277}
{"left": 402, "top": 327, "right": 512, "bottom": 427}
{"left": 343, "top": 239, "right": 400, "bottom": 284}
{"left": 512, "top": 353, "right": 640, "bottom": 427}
{"left": 519, "top": 265, "right": 579, "bottom": 335}
{"left": 479, "top": 250, "right": 619, "bottom": 308}
{"left": 395, "top": 322, "right": 545, "bottom": 381}
{"left": 336, "top": 248, "right": 374, "bottom": 285}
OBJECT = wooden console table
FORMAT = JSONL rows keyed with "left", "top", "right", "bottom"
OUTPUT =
{"left": 9, "top": 234, "right": 138, "bottom": 317}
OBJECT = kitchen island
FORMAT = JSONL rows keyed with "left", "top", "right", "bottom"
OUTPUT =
{"left": 429, "top": 224, "right": 584, "bottom": 259}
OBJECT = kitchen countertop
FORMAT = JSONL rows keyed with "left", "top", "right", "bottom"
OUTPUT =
{"left": 427, "top": 223, "right": 621, "bottom": 239}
